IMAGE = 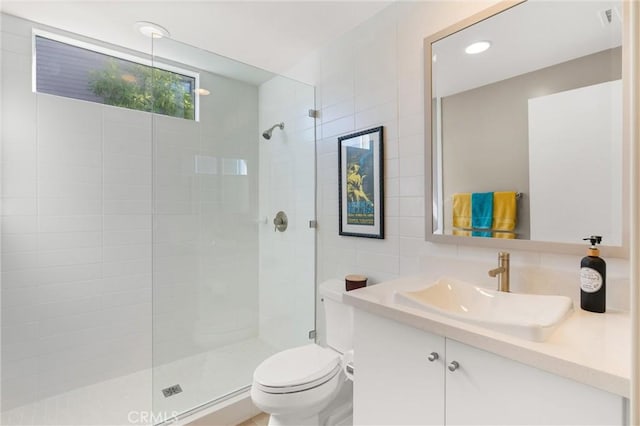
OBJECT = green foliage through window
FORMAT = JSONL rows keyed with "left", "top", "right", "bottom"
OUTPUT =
{"left": 89, "top": 59, "right": 195, "bottom": 120}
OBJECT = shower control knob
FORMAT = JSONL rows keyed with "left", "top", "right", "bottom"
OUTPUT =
{"left": 273, "top": 211, "right": 288, "bottom": 232}
{"left": 427, "top": 352, "right": 439, "bottom": 362}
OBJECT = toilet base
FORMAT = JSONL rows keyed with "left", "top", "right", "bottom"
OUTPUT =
{"left": 268, "top": 412, "right": 319, "bottom": 426}
{"left": 266, "top": 381, "right": 353, "bottom": 426}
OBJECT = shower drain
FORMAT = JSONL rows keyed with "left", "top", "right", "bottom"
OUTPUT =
{"left": 162, "top": 384, "right": 183, "bottom": 398}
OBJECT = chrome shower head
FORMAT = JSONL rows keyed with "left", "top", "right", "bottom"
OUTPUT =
{"left": 262, "top": 122, "right": 284, "bottom": 140}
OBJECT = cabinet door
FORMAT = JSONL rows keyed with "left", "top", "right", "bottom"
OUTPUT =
{"left": 353, "top": 309, "right": 445, "bottom": 425}
{"left": 445, "top": 339, "right": 626, "bottom": 425}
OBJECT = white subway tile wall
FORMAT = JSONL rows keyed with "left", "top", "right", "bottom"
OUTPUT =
{"left": 257, "top": 76, "right": 316, "bottom": 351}
{"left": 0, "top": 14, "right": 266, "bottom": 411}
{"left": 151, "top": 68, "right": 261, "bottom": 366}
{"left": 1, "top": 14, "right": 154, "bottom": 407}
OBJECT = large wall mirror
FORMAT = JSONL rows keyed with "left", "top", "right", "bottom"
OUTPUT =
{"left": 425, "top": 0, "right": 629, "bottom": 256}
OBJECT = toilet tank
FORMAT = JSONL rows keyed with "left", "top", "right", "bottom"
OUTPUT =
{"left": 319, "top": 279, "right": 353, "bottom": 354}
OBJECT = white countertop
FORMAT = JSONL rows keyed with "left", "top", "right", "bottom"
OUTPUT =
{"left": 343, "top": 274, "right": 630, "bottom": 398}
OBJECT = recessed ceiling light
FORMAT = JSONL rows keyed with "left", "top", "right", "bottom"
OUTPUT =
{"left": 135, "top": 21, "right": 170, "bottom": 39}
{"left": 196, "top": 88, "right": 211, "bottom": 96}
{"left": 465, "top": 41, "right": 491, "bottom": 55}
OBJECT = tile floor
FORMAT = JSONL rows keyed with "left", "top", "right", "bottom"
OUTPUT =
{"left": 1, "top": 338, "right": 278, "bottom": 426}
{"left": 154, "top": 339, "right": 278, "bottom": 417}
{"left": 237, "top": 412, "right": 269, "bottom": 426}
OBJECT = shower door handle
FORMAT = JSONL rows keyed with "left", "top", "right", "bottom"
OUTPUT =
{"left": 273, "top": 211, "right": 288, "bottom": 232}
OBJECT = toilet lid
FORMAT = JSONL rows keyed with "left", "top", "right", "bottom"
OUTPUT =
{"left": 254, "top": 344, "right": 340, "bottom": 389}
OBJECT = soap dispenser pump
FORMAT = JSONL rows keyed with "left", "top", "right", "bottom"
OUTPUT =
{"left": 580, "top": 235, "right": 606, "bottom": 313}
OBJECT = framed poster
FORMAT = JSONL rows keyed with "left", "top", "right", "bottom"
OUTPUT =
{"left": 338, "top": 126, "right": 384, "bottom": 238}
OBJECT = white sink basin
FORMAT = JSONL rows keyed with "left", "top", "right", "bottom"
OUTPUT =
{"left": 394, "top": 277, "right": 573, "bottom": 342}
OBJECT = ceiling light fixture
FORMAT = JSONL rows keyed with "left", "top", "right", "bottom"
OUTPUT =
{"left": 465, "top": 41, "right": 491, "bottom": 55}
{"left": 135, "top": 21, "right": 170, "bottom": 39}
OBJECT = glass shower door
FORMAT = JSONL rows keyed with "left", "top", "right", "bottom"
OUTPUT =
{"left": 150, "top": 37, "right": 316, "bottom": 420}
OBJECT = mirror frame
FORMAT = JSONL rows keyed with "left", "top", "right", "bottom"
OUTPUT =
{"left": 424, "top": 0, "right": 630, "bottom": 258}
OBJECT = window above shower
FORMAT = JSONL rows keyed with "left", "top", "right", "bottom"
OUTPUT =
{"left": 33, "top": 30, "right": 200, "bottom": 121}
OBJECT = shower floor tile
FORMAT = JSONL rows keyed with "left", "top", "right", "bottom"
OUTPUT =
{"left": 1, "top": 369, "right": 152, "bottom": 426}
{"left": 153, "top": 338, "right": 279, "bottom": 419}
{"left": 1, "top": 338, "right": 280, "bottom": 426}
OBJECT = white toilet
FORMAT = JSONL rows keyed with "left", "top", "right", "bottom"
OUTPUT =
{"left": 251, "top": 279, "right": 354, "bottom": 426}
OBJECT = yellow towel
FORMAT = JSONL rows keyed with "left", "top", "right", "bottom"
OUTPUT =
{"left": 493, "top": 231, "right": 516, "bottom": 239}
{"left": 492, "top": 191, "right": 517, "bottom": 231}
{"left": 453, "top": 229, "right": 471, "bottom": 237}
{"left": 452, "top": 193, "right": 471, "bottom": 229}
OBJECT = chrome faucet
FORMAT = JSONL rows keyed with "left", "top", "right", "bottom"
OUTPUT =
{"left": 488, "top": 252, "right": 510, "bottom": 292}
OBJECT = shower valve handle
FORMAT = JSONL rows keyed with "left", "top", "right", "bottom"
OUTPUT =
{"left": 273, "top": 211, "right": 288, "bottom": 232}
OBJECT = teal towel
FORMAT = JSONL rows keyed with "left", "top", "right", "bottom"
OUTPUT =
{"left": 472, "top": 192, "right": 493, "bottom": 238}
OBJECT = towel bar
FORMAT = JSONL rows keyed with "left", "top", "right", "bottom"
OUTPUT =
{"left": 453, "top": 192, "right": 522, "bottom": 200}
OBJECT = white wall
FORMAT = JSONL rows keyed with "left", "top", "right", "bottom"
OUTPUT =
{"left": 285, "top": 1, "right": 631, "bottom": 342}
{"left": 152, "top": 68, "right": 260, "bottom": 366}
{"left": 1, "top": 14, "right": 152, "bottom": 409}
{"left": 257, "top": 76, "right": 316, "bottom": 350}
{"left": 529, "top": 80, "right": 623, "bottom": 246}
{"left": 0, "top": 14, "right": 261, "bottom": 409}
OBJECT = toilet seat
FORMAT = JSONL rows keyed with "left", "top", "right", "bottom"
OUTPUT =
{"left": 253, "top": 344, "right": 341, "bottom": 394}
{"left": 254, "top": 363, "right": 341, "bottom": 394}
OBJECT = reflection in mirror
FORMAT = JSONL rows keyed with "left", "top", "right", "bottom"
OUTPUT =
{"left": 426, "top": 0, "right": 626, "bottom": 254}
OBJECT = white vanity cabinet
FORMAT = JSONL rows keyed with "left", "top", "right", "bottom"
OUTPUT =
{"left": 353, "top": 309, "right": 445, "bottom": 425}
{"left": 445, "top": 338, "right": 625, "bottom": 425}
{"left": 353, "top": 309, "right": 626, "bottom": 425}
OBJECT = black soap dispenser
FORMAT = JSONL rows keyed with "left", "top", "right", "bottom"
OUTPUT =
{"left": 580, "top": 235, "right": 606, "bottom": 313}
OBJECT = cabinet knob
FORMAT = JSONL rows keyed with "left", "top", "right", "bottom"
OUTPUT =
{"left": 427, "top": 352, "right": 439, "bottom": 362}
{"left": 448, "top": 361, "right": 460, "bottom": 372}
